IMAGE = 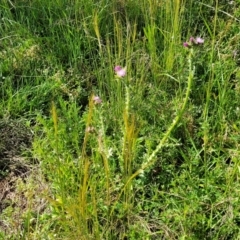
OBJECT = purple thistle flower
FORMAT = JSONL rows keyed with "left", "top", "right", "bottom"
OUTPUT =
{"left": 195, "top": 37, "right": 204, "bottom": 44}
{"left": 92, "top": 95, "right": 102, "bottom": 104}
{"left": 114, "top": 65, "right": 126, "bottom": 77}
{"left": 183, "top": 36, "right": 204, "bottom": 48}
{"left": 189, "top": 37, "right": 195, "bottom": 43}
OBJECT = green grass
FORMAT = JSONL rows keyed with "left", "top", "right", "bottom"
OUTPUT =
{"left": 0, "top": 0, "right": 240, "bottom": 239}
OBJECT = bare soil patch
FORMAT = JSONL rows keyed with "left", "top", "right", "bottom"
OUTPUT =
{"left": 0, "top": 119, "right": 34, "bottom": 233}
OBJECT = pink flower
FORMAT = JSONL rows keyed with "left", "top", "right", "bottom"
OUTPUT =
{"left": 195, "top": 37, "right": 204, "bottom": 44}
{"left": 92, "top": 95, "right": 102, "bottom": 104}
{"left": 189, "top": 37, "right": 195, "bottom": 43}
{"left": 114, "top": 65, "right": 126, "bottom": 77}
{"left": 183, "top": 36, "right": 204, "bottom": 48}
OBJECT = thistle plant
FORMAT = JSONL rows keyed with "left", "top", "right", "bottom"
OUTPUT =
{"left": 111, "top": 39, "right": 204, "bottom": 215}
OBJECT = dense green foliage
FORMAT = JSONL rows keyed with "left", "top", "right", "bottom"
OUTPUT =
{"left": 0, "top": 0, "right": 240, "bottom": 239}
